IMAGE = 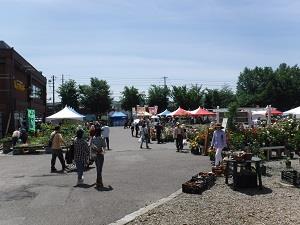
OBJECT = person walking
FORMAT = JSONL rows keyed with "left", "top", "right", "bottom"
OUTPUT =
{"left": 90, "top": 128, "right": 106, "bottom": 188}
{"left": 140, "top": 124, "right": 150, "bottom": 149}
{"left": 135, "top": 122, "right": 140, "bottom": 137}
{"left": 101, "top": 122, "right": 110, "bottom": 150}
{"left": 50, "top": 126, "right": 67, "bottom": 173}
{"left": 173, "top": 122, "right": 183, "bottom": 151}
{"left": 130, "top": 121, "right": 135, "bottom": 137}
{"left": 210, "top": 123, "right": 226, "bottom": 166}
{"left": 73, "top": 129, "right": 90, "bottom": 185}
{"left": 155, "top": 122, "right": 163, "bottom": 144}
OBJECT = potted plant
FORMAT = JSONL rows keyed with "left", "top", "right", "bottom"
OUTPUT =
{"left": 189, "top": 140, "right": 200, "bottom": 155}
{"left": 207, "top": 147, "right": 215, "bottom": 161}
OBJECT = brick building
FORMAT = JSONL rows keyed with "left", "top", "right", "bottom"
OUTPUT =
{"left": 0, "top": 41, "right": 47, "bottom": 137}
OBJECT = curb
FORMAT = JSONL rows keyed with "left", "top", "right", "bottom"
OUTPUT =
{"left": 108, "top": 188, "right": 182, "bottom": 225}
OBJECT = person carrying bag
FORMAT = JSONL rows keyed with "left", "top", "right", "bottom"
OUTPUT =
{"left": 90, "top": 128, "right": 106, "bottom": 188}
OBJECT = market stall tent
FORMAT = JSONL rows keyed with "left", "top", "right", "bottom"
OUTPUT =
{"left": 168, "top": 107, "right": 191, "bottom": 116}
{"left": 157, "top": 109, "right": 171, "bottom": 116}
{"left": 252, "top": 108, "right": 283, "bottom": 116}
{"left": 46, "top": 106, "right": 85, "bottom": 121}
{"left": 109, "top": 111, "right": 128, "bottom": 126}
{"left": 283, "top": 106, "right": 300, "bottom": 118}
{"left": 190, "top": 107, "right": 215, "bottom": 116}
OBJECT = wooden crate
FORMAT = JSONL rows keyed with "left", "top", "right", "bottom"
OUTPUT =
{"left": 182, "top": 172, "right": 216, "bottom": 194}
{"left": 281, "top": 170, "right": 300, "bottom": 185}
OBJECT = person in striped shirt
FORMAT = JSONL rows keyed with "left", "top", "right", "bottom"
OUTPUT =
{"left": 73, "top": 129, "right": 90, "bottom": 185}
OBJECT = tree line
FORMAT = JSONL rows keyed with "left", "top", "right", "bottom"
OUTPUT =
{"left": 57, "top": 63, "right": 300, "bottom": 115}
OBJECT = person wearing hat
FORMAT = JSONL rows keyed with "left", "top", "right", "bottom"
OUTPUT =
{"left": 173, "top": 122, "right": 184, "bottom": 151}
{"left": 210, "top": 123, "right": 226, "bottom": 166}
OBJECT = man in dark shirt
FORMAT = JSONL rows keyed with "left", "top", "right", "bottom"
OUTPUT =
{"left": 155, "top": 122, "right": 163, "bottom": 144}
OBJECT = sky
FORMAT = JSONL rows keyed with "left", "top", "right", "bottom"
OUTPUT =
{"left": 1, "top": 0, "right": 300, "bottom": 101}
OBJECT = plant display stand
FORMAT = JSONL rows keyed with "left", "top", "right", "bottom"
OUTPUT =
{"left": 12, "top": 145, "right": 45, "bottom": 155}
{"left": 260, "top": 146, "right": 286, "bottom": 161}
{"left": 224, "top": 156, "right": 263, "bottom": 190}
{"left": 235, "top": 171, "right": 257, "bottom": 188}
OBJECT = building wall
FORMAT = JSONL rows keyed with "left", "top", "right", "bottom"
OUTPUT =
{"left": 0, "top": 45, "right": 46, "bottom": 136}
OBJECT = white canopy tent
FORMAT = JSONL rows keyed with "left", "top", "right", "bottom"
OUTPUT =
{"left": 283, "top": 106, "right": 300, "bottom": 118}
{"left": 46, "top": 106, "right": 85, "bottom": 121}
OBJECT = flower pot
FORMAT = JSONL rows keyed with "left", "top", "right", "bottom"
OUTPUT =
{"left": 191, "top": 148, "right": 200, "bottom": 155}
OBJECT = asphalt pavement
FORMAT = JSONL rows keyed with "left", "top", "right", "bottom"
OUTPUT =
{"left": 0, "top": 127, "right": 211, "bottom": 225}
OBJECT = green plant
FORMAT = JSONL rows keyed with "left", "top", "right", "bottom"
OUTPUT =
{"left": 0, "top": 136, "right": 12, "bottom": 144}
{"left": 207, "top": 148, "right": 215, "bottom": 161}
{"left": 229, "top": 131, "right": 245, "bottom": 151}
{"left": 248, "top": 140, "right": 265, "bottom": 160}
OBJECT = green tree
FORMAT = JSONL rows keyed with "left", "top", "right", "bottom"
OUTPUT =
{"left": 79, "top": 78, "right": 112, "bottom": 115}
{"left": 188, "top": 85, "right": 205, "bottom": 110}
{"left": 204, "top": 85, "right": 236, "bottom": 108}
{"left": 236, "top": 64, "right": 300, "bottom": 110}
{"left": 236, "top": 66, "right": 274, "bottom": 107}
{"left": 171, "top": 85, "right": 189, "bottom": 109}
{"left": 226, "top": 101, "right": 239, "bottom": 131}
{"left": 171, "top": 85, "right": 204, "bottom": 110}
{"left": 273, "top": 64, "right": 300, "bottom": 110}
{"left": 120, "top": 86, "right": 144, "bottom": 112}
{"left": 57, "top": 80, "right": 79, "bottom": 110}
{"left": 147, "top": 85, "right": 170, "bottom": 113}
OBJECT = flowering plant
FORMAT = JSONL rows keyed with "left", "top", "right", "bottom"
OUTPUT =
{"left": 189, "top": 140, "right": 199, "bottom": 150}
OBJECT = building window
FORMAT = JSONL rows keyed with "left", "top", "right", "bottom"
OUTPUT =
{"left": 31, "top": 85, "right": 42, "bottom": 99}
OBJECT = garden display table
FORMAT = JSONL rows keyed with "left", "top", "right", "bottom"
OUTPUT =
{"left": 260, "top": 146, "right": 286, "bottom": 161}
{"left": 224, "top": 156, "right": 262, "bottom": 190}
{"left": 12, "top": 144, "right": 45, "bottom": 154}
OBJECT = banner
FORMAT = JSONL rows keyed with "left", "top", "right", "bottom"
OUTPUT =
{"left": 136, "top": 106, "right": 145, "bottom": 115}
{"left": 148, "top": 106, "right": 158, "bottom": 115}
{"left": 27, "top": 109, "right": 35, "bottom": 133}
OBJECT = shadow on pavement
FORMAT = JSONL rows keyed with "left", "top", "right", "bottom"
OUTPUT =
{"left": 230, "top": 185, "right": 273, "bottom": 196}
{"left": 74, "top": 183, "right": 96, "bottom": 188}
{"left": 95, "top": 185, "right": 113, "bottom": 192}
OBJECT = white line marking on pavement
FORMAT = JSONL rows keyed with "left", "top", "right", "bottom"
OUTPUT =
{"left": 108, "top": 188, "right": 182, "bottom": 225}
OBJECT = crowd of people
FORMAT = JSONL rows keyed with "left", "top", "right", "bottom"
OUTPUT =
{"left": 128, "top": 116, "right": 227, "bottom": 167}
{"left": 128, "top": 117, "right": 188, "bottom": 152}
{"left": 49, "top": 121, "right": 110, "bottom": 188}
{"left": 14, "top": 115, "right": 225, "bottom": 186}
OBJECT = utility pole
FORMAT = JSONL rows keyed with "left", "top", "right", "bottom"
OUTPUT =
{"left": 52, "top": 75, "right": 55, "bottom": 112}
{"left": 61, "top": 74, "right": 64, "bottom": 86}
{"left": 48, "top": 76, "right": 56, "bottom": 113}
{"left": 163, "top": 76, "right": 168, "bottom": 88}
